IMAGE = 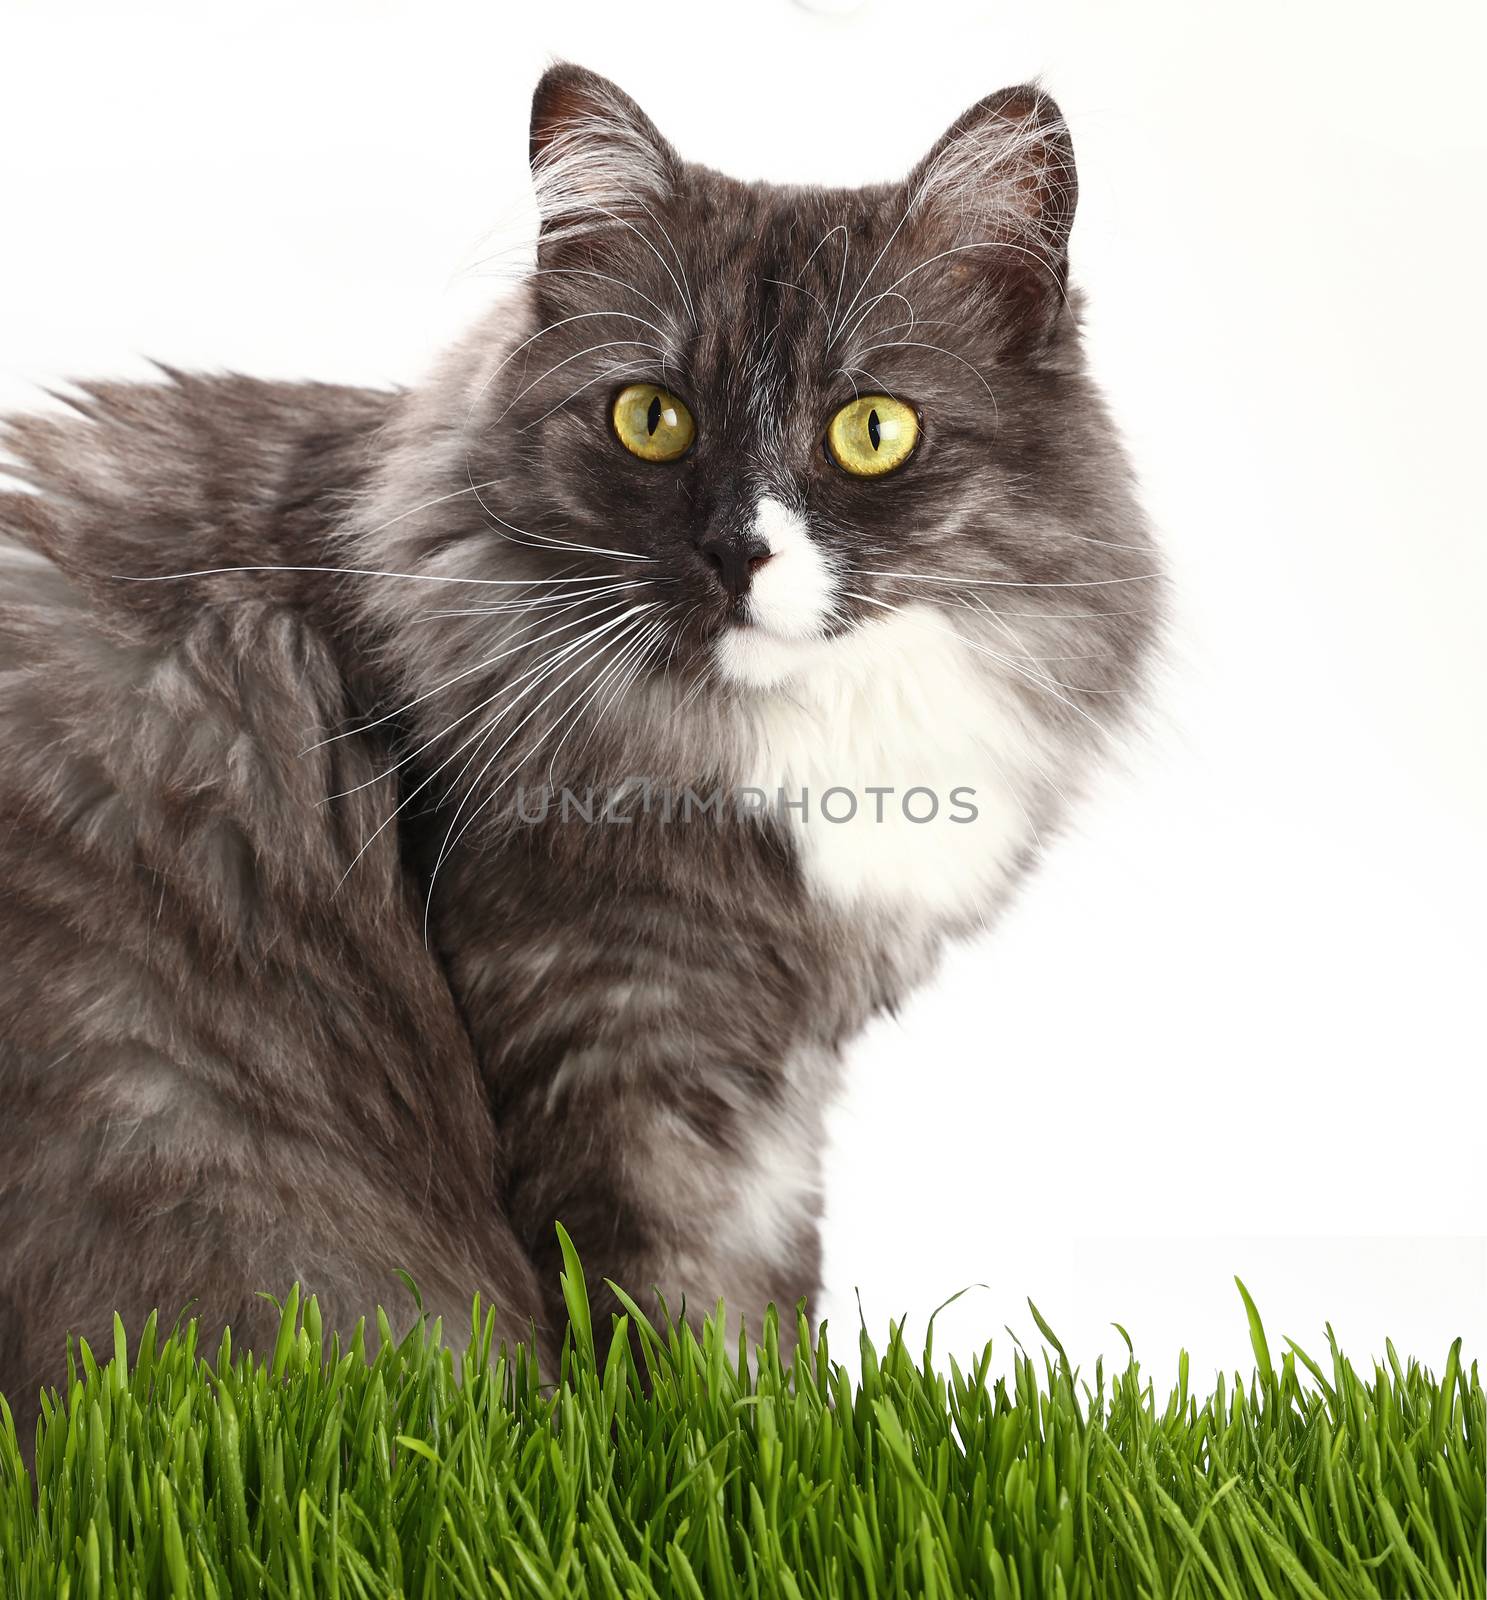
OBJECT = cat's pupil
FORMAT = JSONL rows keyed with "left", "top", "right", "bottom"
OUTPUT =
{"left": 647, "top": 395, "right": 663, "bottom": 436}
{"left": 868, "top": 408, "right": 881, "bottom": 451}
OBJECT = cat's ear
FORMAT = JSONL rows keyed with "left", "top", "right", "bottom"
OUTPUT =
{"left": 529, "top": 64, "right": 678, "bottom": 261}
{"left": 902, "top": 86, "right": 1076, "bottom": 347}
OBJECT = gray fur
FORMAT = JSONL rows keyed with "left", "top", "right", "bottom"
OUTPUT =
{"left": 0, "top": 67, "right": 1162, "bottom": 1441}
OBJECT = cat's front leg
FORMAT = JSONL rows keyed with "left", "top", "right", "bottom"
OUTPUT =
{"left": 497, "top": 1041, "right": 833, "bottom": 1361}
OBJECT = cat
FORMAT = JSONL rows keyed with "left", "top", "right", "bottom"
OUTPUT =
{"left": 0, "top": 64, "right": 1162, "bottom": 1446}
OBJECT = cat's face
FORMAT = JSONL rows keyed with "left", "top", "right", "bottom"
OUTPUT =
{"left": 458, "top": 66, "right": 1148, "bottom": 694}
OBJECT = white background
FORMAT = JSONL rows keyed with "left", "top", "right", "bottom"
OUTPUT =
{"left": 3, "top": 0, "right": 1483, "bottom": 1385}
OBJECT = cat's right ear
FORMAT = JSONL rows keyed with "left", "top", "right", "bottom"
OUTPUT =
{"left": 529, "top": 64, "right": 678, "bottom": 263}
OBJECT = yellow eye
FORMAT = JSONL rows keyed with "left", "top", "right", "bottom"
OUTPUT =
{"left": 825, "top": 394, "right": 919, "bottom": 478}
{"left": 612, "top": 383, "right": 695, "bottom": 462}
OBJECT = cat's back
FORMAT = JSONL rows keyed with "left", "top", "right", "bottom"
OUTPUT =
{"left": 0, "top": 372, "right": 544, "bottom": 1438}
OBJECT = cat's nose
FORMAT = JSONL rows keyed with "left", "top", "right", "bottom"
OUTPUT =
{"left": 695, "top": 531, "right": 773, "bottom": 602}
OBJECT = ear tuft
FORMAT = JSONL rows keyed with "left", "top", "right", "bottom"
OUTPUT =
{"left": 529, "top": 64, "right": 677, "bottom": 254}
{"left": 911, "top": 85, "right": 1076, "bottom": 243}
{"left": 905, "top": 85, "right": 1078, "bottom": 339}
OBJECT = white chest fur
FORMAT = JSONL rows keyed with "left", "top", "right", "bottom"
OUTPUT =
{"left": 718, "top": 605, "right": 1044, "bottom": 922}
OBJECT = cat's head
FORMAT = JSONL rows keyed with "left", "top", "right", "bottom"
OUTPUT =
{"left": 415, "top": 65, "right": 1155, "bottom": 711}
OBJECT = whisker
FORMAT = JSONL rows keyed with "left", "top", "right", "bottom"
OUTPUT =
{"left": 461, "top": 309, "right": 677, "bottom": 440}
{"left": 431, "top": 604, "right": 658, "bottom": 843}
{"left": 798, "top": 223, "right": 849, "bottom": 283}
{"left": 870, "top": 578, "right": 1118, "bottom": 657}
{"left": 418, "top": 576, "right": 663, "bottom": 621}
{"left": 839, "top": 238, "right": 1071, "bottom": 351}
{"left": 674, "top": 653, "right": 716, "bottom": 714}
{"left": 853, "top": 339, "right": 998, "bottom": 407}
{"left": 958, "top": 597, "right": 1131, "bottom": 742}
{"left": 514, "top": 359, "right": 655, "bottom": 434}
{"left": 422, "top": 606, "right": 660, "bottom": 934}
{"left": 112, "top": 563, "right": 643, "bottom": 589}
{"left": 524, "top": 266, "right": 680, "bottom": 329}
{"left": 843, "top": 589, "right": 1111, "bottom": 739}
{"left": 860, "top": 568, "right": 1164, "bottom": 590}
{"left": 543, "top": 610, "right": 669, "bottom": 783}
{"left": 303, "top": 584, "right": 649, "bottom": 754}
{"left": 627, "top": 194, "right": 699, "bottom": 331}
{"left": 837, "top": 293, "right": 921, "bottom": 346}
{"left": 1059, "top": 532, "right": 1156, "bottom": 554}
{"left": 660, "top": 602, "right": 699, "bottom": 674}
{"left": 761, "top": 277, "right": 827, "bottom": 316}
{"left": 828, "top": 190, "right": 920, "bottom": 346}
{"left": 589, "top": 202, "right": 698, "bottom": 330}
{"left": 334, "top": 602, "right": 650, "bottom": 886}
{"left": 325, "top": 596, "right": 641, "bottom": 802}
{"left": 828, "top": 227, "right": 852, "bottom": 344}
{"left": 352, "top": 478, "right": 504, "bottom": 543}
{"left": 474, "top": 500, "right": 657, "bottom": 564}
{"left": 494, "top": 338, "right": 668, "bottom": 422}
{"left": 580, "top": 615, "right": 672, "bottom": 766}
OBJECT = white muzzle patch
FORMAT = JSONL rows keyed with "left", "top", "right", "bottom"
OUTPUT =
{"left": 715, "top": 496, "right": 839, "bottom": 688}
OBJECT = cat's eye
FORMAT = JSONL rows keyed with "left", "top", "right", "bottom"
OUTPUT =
{"left": 825, "top": 394, "right": 920, "bottom": 478}
{"left": 611, "top": 383, "right": 695, "bottom": 463}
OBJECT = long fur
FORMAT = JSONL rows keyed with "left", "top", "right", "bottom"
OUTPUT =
{"left": 0, "top": 66, "right": 1163, "bottom": 1445}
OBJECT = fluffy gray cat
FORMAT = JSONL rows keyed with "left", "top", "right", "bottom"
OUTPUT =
{"left": 0, "top": 65, "right": 1161, "bottom": 1441}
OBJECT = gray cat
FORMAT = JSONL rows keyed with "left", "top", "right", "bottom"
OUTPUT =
{"left": 0, "top": 65, "right": 1161, "bottom": 1441}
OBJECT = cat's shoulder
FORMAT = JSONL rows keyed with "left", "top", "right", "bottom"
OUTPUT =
{"left": 0, "top": 372, "right": 407, "bottom": 900}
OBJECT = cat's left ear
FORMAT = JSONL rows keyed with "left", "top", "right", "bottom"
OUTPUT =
{"left": 529, "top": 64, "right": 679, "bottom": 262}
{"left": 902, "top": 86, "right": 1077, "bottom": 348}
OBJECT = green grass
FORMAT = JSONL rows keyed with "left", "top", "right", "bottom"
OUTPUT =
{"left": 1, "top": 1235, "right": 1481, "bottom": 1599}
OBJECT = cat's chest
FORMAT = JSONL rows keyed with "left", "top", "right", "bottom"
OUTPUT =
{"left": 725, "top": 608, "right": 1042, "bottom": 925}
